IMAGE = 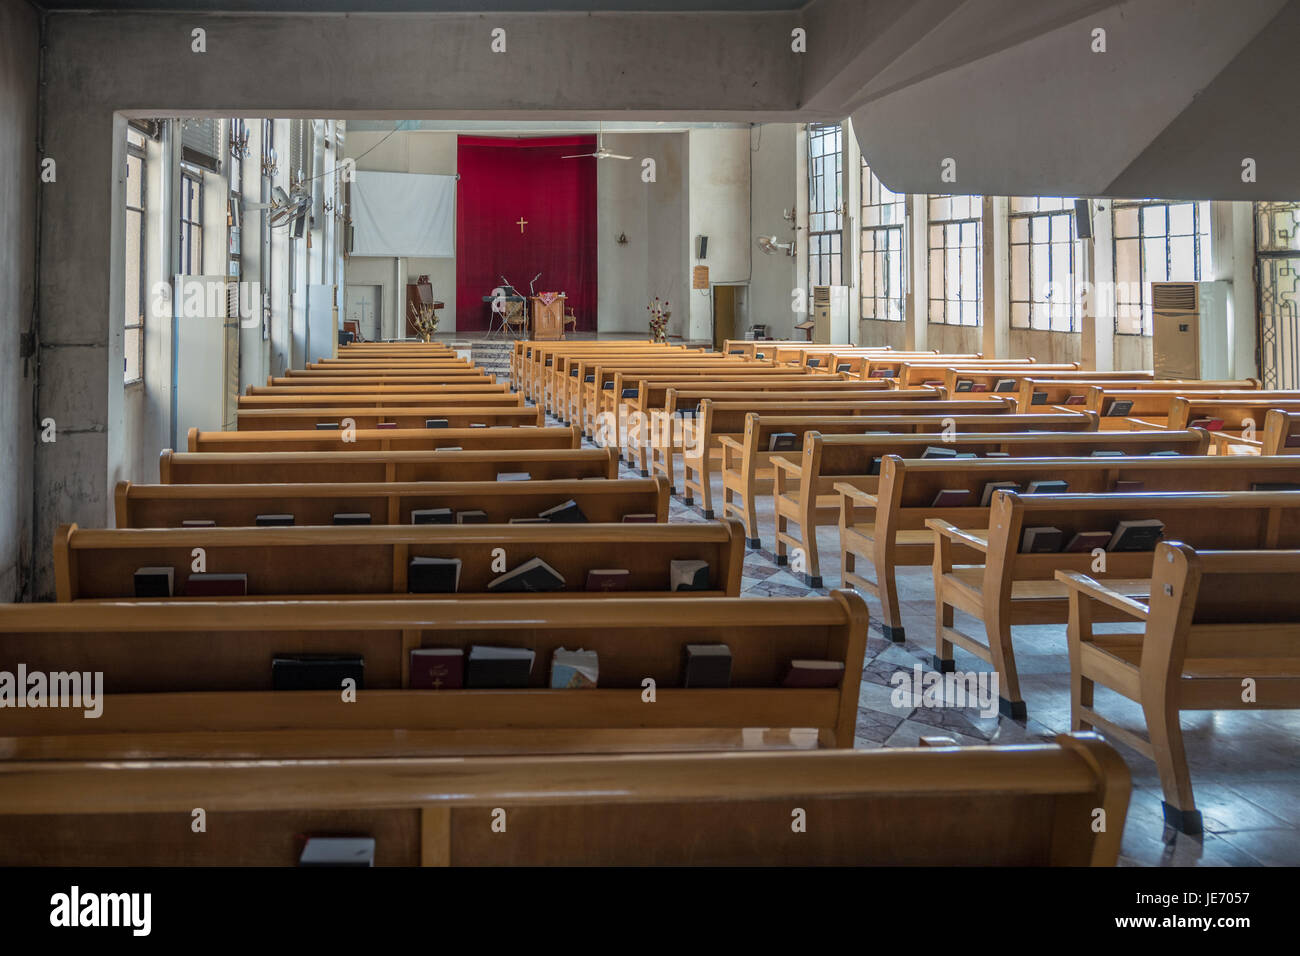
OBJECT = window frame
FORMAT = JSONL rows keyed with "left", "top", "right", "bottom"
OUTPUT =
{"left": 1111, "top": 199, "right": 1209, "bottom": 336}
{"left": 859, "top": 161, "right": 906, "bottom": 322}
{"left": 123, "top": 130, "right": 148, "bottom": 385}
{"left": 1008, "top": 197, "right": 1078, "bottom": 333}
{"left": 927, "top": 194, "right": 983, "bottom": 327}
{"left": 179, "top": 165, "right": 204, "bottom": 277}
{"left": 807, "top": 122, "right": 843, "bottom": 290}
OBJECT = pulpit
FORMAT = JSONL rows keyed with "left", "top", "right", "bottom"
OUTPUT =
{"left": 530, "top": 294, "right": 566, "bottom": 341}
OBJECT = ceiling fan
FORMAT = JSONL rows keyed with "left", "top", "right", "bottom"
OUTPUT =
{"left": 563, "top": 122, "right": 632, "bottom": 161}
{"left": 248, "top": 184, "right": 312, "bottom": 228}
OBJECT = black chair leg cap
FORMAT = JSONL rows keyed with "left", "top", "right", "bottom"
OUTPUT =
{"left": 877, "top": 623, "right": 906, "bottom": 643}
{"left": 931, "top": 656, "right": 955, "bottom": 673}
{"left": 746, "top": 538, "right": 761, "bottom": 549}
{"left": 999, "top": 697, "right": 1028, "bottom": 720}
{"left": 1162, "top": 802, "right": 1204, "bottom": 837}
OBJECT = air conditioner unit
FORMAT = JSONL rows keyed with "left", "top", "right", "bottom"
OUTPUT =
{"left": 1151, "top": 280, "right": 1231, "bottom": 380}
{"left": 811, "top": 285, "right": 849, "bottom": 345}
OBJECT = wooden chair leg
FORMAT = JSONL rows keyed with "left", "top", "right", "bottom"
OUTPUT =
{"left": 1145, "top": 698, "right": 1202, "bottom": 836}
{"left": 878, "top": 556, "right": 905, "bottom": 643}
{"left": 800, "top": 504, "right": 822, "bottom": 588}
{"left": 931, "top": 534, "right": 955, "bottom": 671}
{"left": 696, "top": 455, "right": 715, "bottom": 519}
{"left": 1067, "top": 590, "right": 1094, "bottom": 731}
{"left": 985, "top": 613, "right": 1026, "bottom": 720}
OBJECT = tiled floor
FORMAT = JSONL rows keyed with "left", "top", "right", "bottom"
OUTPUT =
{"left": 558, "top": 410, "right": 1300, "bottom": 866}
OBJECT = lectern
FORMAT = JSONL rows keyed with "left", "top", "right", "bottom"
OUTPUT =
{"left": 530, "top": 294, "right": 566, "bottom": 341}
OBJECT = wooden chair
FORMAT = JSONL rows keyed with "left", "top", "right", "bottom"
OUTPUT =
{"left": 234, "top": 404, "right": 544, "bottom": 431}
{"left": 1059, "top": 543, "right": 1300, "bottom": 836}
{"left": 187, "top": 424, "right": 582, "bottom": 454}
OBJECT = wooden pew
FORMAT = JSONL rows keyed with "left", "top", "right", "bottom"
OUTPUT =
{"left": 187, "top": 424, "right": 582, "bottom": 454}
{"left": 928, "top": 490, "right": 1300, "bottom": 718}
{"left": 1017, "top": 377, "right": 1255, "bottom": 411}
{"left": 1263, "top": 409, "right": 1300, "bottom": 455}
{"left": 948, "top": 368, "right": 1152, "bottom": 399}
{"left": 0, "top": 733, "right": 1128, "bottom": 865}
{"left": 53, "top": 519, "right": 747, "bottom": 602}
{"left": 237, "top": 392, "right": 526, "bottom": 411}
{"left": 894, "top": 361, "right": 1078, "bottom": 389}
{"left": 842, "top": 454, "right": 1300, "bottom": 642}
{"left": 665, "top": 392, "right": 957, "bottom": 509}
{"left": 244, "top": 382, "right": 511, "bottom": 397}
{"left": 512, "top": 341, "right": 679, "bottom": 398}
{"left": 1166, "top": 396, "right": 1300, "bottom": 437}
{"left": 812, "top": 350, "right": 946, "bottom": 376}
{"left": 116, "top": 477, "right": 671, "bottom": 528}
{"left": 859, "top": 354, "right": 984, "bottom": 380}
{"left": 1059, "top": 543, "right": 1300, "bottom": 836}
{"left": 235, "top": 404, "right": 544, "bottom": 431}
{"left": 724, "top": 410, "right": 1097, "bottom": 548}
{"left": 159, "top": 447, "right": 619, "bottom": 485}
{"left": 1084, "top": 387, "right": 1294, "bottom": 429}
{"left": 278, "top": 370, "right": 493, "bottom": 384}
{"left": 0, "top": 592, "right": 865, "bottom": 761}
{"left": 774, "top": 429, "right": 1210, "bottom": 588}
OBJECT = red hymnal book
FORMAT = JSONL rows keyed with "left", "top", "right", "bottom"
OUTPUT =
{"left": 622, "top": 513, "right": 657, "bottom": 523}
{"left": 1064, "top": 531, "right": 1112, "bottom": 553}
{"left": 1188, "top": 418, "right": 1224, "bottom": 431}
{"left": 970, "top": 383, "right": 990, "bottom": 393}
{"left": 185, "top": 572, "right": 248, "bottom": 596}
{"left": 376, "top": 422, "right": 398, "bottom": 430}
{"left": 1113, "top": 479, "right": 1146, "bottom": 493}
{"left": 781, "top": 660, "right": 846, "bottom": 688}
{"left": 409, "top": 648, "right": 465, "bottom": 690}
{"left": 1287, "top": 433, "right": 1300, "bottom": 449}
{"left": 930, "top": 489, "right": 972, "bottom": 507}
{"left": 585, "top": 569, "right": 630, "bottom": 592}
{"left": 1064, "top": 394, "right": 1087, "bottom": 405}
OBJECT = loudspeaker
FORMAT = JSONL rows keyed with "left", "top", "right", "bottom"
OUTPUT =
{"left": 1074, "top": 199, "right": 1093, "bottom": 240}
{"left": 695, "top": 235, "right": 708, "bottom": 260}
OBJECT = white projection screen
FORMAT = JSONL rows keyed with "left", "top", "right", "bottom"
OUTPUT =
{"left": 350, "top": 171, "right": 455, "bottom": 257}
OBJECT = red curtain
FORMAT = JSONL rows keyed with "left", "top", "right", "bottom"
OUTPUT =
{"left": 456, "top": 135, "right": 598, "bottom": 333}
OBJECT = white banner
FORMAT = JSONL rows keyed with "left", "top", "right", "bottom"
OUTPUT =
{"left": 351, "top": 171, "right": 455, "bottom": 258}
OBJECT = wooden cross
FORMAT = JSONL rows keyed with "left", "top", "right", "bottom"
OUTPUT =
{"left": 517, "top": 217, "right": 528, "bottom": 234}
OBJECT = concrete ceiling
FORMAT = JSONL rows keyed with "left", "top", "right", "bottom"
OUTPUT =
{"left": 34, "top": 1, "right": 806, "bottom": 10}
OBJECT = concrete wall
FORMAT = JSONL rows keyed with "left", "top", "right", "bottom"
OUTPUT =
{"left": 0, "top": 0, "right": 38, "bottom": 600}
{"left": 687, "top": 128, "right": 752, "bottom": 342}
{"left": 749, "top": 123, "right": 800, "bottom": 338}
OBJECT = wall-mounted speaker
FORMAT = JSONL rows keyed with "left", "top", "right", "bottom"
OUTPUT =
{"left": 1074, "top": 199, "right": 1093, "bottom": 240}
{"left": 695, "top": 235, "right": 708, "bottom": 260}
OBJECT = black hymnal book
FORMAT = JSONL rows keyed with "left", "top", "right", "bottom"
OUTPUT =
{"left": 603, "top": 381, "right": 615, "bottom": 390}
{"left": 1104, "top": 399, "right": 1134, "bottom": 417}
{"left": 333, "top": 512, "right": 371, "bottom": 525}
{"left": 1251, "top": 482, "right": 1300, "bottom": 491}
{"left": 584, "top": 373, "right": 595, "bottom": 383}
{"left": 868, "top": 457, "right": 884, "bottom": 476}
{"left": 465, "top": 645, "right": 535, "bottom": 688}
{"left": 1025, "top": 480, "right": 1069, "bottom": 494}
{"left": 256, "top": 514, "right": 294, "bottom": 527}
{"left": 837, "top": 363, "right": 851, "bottom": 373}
{"left": 411, "top": 508, "right": 454, "bottom": 525}
{"left": 1030, "top": 391, "right": 1048, "bottom": 405}
{"left": 807, "top": 358, "right": 820, "bottom": 368}
{"left": 299, "top": 838, "right": 375, "bottom": 868}
{"left": 456, "top": 510, "right": 489, "bottom": 524}
{"left": 272, "top": 655, "right": 364, "bottom": 691}
{"left": 921, "top": 445, "right": 959, "bottom": 459}
{"left": 315, "top": 422, "right": 340, "bottom": 431}
{"left": 1107, "top": 518, "right": 1165, "bottom": 552}
{"left": 408, "top": 557, "right": 461, "bottom": 594}
{"left": 182, "top": 519, "right": 216, "bottom": 528}
{"left": 133, "top": 566, "right": 174, "bottom": 598}
{"left": 487, "top": 557, "right": 566, "bottom": 592}
{"left": 425, "top": 418, "right": 449, "bottom": 428}
{"left": 1090, "top": 450, "right": 1125, "bottom": 458}
{"left": 954, "top": 379, "right": 974, "bottom": 392}
{"left": 768, "top": 432, "right": 799, "bottom": 452}
{"left": 570, "top": 368, "right": 580, "bottom": 377}
{"left": 496, "top": 471, "right": 531, "bottom": 482}
{"left": 1020, "top": 526, "right": 1063, "bottom": 553}
{"left": 621, "top": 387, "right": 639, "bottom": 399}
{"left": 683, "top": 644, "right": 732, "bottom": 688}
{"left": 538, "top": 499, "right": 588, "bottom": 523}
{"left": 994, "top": 379, "right": 1018, "bottom": 392}
{"left": 980, "top": 480, "right": 1020, "bottom": 506}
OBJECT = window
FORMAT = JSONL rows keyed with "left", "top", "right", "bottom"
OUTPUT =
{"left": 928, "top": 194, "right": 982, "bottom": 325}
{"left": 1112, "top": 199, "right": 1210, "bottom": 335}
{"left": 807, "top": 123, "right": 843, "bottom": 288}
{"left": 1255, "top": 201, "right": 1300, "bottom": 389}
{"left": 1009, "top": 197, "right": 1077, "bottom": 332}
{"left": 179, "top": 167, "right": 204, "bottom": 276}
{"left": 860, "top": 162, "right": 906, "bottom": 322}
{"left": 124, "top": 128, "right": 147, "bottom": 384}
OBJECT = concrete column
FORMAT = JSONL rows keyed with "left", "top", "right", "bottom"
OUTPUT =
{"left": 981, "top": 196, "right": 1009, "bottom": 359}
{"left": 1086, "top": 199, "right": 1116, "bottom": 371}
{"left": 906, "top": 194, "right": 928, "bottom": 351}
{"left": 1210, "top": 200, "right": 1258, "bottom": 380}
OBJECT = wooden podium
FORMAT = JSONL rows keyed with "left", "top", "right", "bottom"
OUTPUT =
{"left": 530, "top": 294, "right": 566, "bottom": 341}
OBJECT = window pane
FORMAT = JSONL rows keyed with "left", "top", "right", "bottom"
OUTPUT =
{"left": 126, "top": 154, "right": 144, "bottom": 207}
{"left": 124, "top": 208, "right": 142, "bottom": 322}
{"left": 1168, "top": 202, "right": 1195, "bottom": 236}
{"left": 1142, "top": 204, "right": 1167, "bottom": 237}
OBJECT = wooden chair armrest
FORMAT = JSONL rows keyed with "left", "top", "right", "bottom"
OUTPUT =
{"left": 717, "top": 436, "right": 743, "bottom": 453}
{"left": 1054, "top": 570, "right": 1150, "bottom": 621}
{"left": 923, "top": 519, "right": 988, "bottom": 553}
{"left": 832, "top": 482, "right": 877, "bottom": 508}
{"left": 771, "top": 457, "right": 803, "bottom": 477}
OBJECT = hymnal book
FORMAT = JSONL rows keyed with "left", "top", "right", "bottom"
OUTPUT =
{"left": 465, "top": 645, "right": 535, "bottom": 688}
{"left": 1064, "top": 530, "right": 1112, "bottom": 553}
{"left": 411, "top": 508, "right": 454, "bottom": 525}
{"left": 670, "top": 559, "right": 710, "bottom": 592}
{"left": 376, "top": 422, "right": 397, "bottom": 430}
{"left": 133, "top": 566, "right": 174, "bottom": 598}
{"left": 1107, "top": 518, "right": 1165, "bottom": 552}
{"left": 496, "top": 471, "right": 531, "bottom": 482}
{"left": 315, "top": 422, "right": 340, "bottom": 430}
{"left": 923, "top": 379, "right": 943, "bottom": 388}
{"left": 921, "top": 445, "right": 959, "bottom": 459}
{"left": 1287, "top": 433, "right": 1300, "bottom": 449}
{"left": 768, "top": 432, "right": 799, "bottom": 452}
{"left": 186, "top": 572, "right": 248, "bottom": 596}
{"left": 836, "top": 363, "right": 851, "bottom": 373}
{"left": 456, "top": 510, "right": 489, "bottom": 524}
{"left": 983, "top": 451, "right": 1011, "bottom": 458}
{"left": 299, "top": 838, "right": 375, "bottom": 868}
{"left": 970, "top": 383, "right": 991, "bottom": 393}
{"left": 1090, "top": 450, "right": 1125, "bottom": 458}
{"left": 256, "top": 513, "right": 294, "bottom": 527}
{"left": 425, "top": 418, "right": 449, "bottom": 428}
{"left": 1149, "top": 450, "right": 1180, "bottom": 457}
{"left": 1030, "top": 391, "right": 1048, "bottom": 405}
{"left": 1113, "top": 480, "right": 1145, "bottom": 493}
{"left": 1020, "top": 526, "right": 1063, "bottom": 553}
{"left": 980, "top": 480, "right": 1020, "bottom": 506}
{"left": 622, "top": 513, "right": 657, "bottom": 523}
{"left": 409, "top": 648, "right": 464, "bottom": 690}
{"left": 182, "top": 519, "right": 215, "bottom": 528}
{"left": 538, "top": 499, "right": 587, "bottom": 523}
{"left": 994, "top": 379, "right": 1018, "bottom": 392}
{"left": 683, "top": 644, "right": 732, "bottom": 688}
{"left": 868, "top": 457, "right": 884, "bottom": 476}
{"left": 585, "top": 569, "right": 630, "bottom": 592}
{"left": 584, "top": 373, "right": 595, "bottom": 383}
{"left": 620, "top": 387, "right": 639, "bottom": 399}
{"left": 1251, "top": 482, "right": 1300, "bottom": 491}
{"left": 435, "top": 446, "right": 463, "bottom": 452}
{"left": 509, "top": 517, "right": 549, "bottom": 524}
{"left": 807, "top": 358, "right": 821, "bottom": 368}
{"left": 272, "top": 655, "right": 364, "bottom": 691}
{"left": 930, "top": 489, "right": 972, "bottom": 507}
{"left": 954, "top": 453, "right": 979, "bottom": 459}
{"left": 408, "top": 557, "right": 461, "bottom": 594}
{"left": 487, "top": 557, "right": 566, "bottom": 592}
{"left": 1064, "top": 394, "right": 1087, "bottom": 405}
{"left": 955, "top": 379, "right": 974, "bottom": 392}
{"left": 781, "top": 659, "right": 845, "bottom": 689}
{"left": 870, "top": 368, "right": 894, "bottom": 378}
{"left": 470, "top": 423, "right": 488, "bottom": 428}
{"left": 1104, "top": 399, "right": 1134, "bottom": 417}
{"left": 602, "top": 381, "right": 615, "bottom": 390}
{"left": 1026, "top": 479, "right": 1069, "bottom": 494}
{"left": 550, "top": 648, "right": 599, "bottom": 689}
{"left": 570, "top": 368, "right": 580, "bottom": 377}
{"left": 1188, "top": 418, "right": 1224, "bottom": 431}
{"left": 333, "top": 513, "right": 371, "bottom": 525}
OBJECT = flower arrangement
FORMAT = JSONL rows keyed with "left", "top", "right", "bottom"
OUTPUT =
{"left": 647, "top": 297, "right": 670, "bottom": 343}
{"left": 410, "top": 302, "right": 440, "bottom": 343}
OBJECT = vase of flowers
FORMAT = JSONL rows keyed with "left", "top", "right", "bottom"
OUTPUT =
{"left": 410, "top": 303, "right": 440, "bottom": 343}
{"left": 647, "top": 297, "right": 670, "bottom": 343}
